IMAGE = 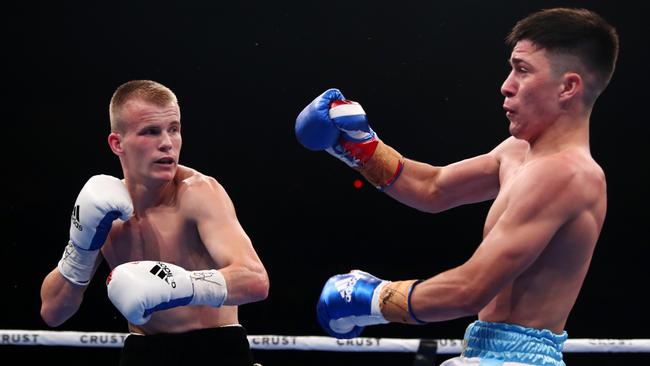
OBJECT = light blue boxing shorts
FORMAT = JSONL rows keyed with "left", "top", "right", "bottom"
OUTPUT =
{"left": 440, "top": 320, "right": 568, "bottom": 366}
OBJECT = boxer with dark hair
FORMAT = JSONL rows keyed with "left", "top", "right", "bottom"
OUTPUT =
{"left": 296, "top": 8, "right": 618, "bottom": 366}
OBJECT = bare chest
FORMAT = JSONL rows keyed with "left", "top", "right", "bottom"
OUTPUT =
{"left": 483, "top": 159, "right": 525, "bottom": 237}
{"left": 104, "top": 208, "right": 204, "bottom": 269}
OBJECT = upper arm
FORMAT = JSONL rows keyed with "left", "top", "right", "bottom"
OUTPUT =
{"left": 185, "top": 178, "right": 264, "bottom": 272}
{"left": 386, "top": 140, "right": 513, "bottom": 213}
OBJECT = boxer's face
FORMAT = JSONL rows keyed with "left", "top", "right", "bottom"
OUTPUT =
{"left": 114, "top": 99, "right": 182, "bottom": 183}
{"left": 501, "top": 40, "right": 564, "bottom": 143}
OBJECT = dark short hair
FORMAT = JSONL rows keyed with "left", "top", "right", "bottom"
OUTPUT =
{"left": 506, "top": 8, "right": 619, "bottom": 102}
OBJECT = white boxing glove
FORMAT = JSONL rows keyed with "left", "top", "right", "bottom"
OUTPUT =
{"left": 106, "top": 261, "right": 228, "bottom": 325}
{"left": 58, "top": 175, "right": 133, "bottom": 285}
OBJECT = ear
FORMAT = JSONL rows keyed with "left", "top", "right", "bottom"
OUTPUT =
{"left": 558, "top": 72, "right": 582, "bottom": 103}
{"left": 108, "top": 132, "right": 123, "bottom": 155}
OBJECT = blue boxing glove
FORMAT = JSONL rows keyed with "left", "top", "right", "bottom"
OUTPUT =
{"left": 295, "top": 88, "right": 345, "bottom": 151}
{"left": 296, "top": 89, "right": 405, "bottom": 190}
{"left": 317, "top": 270, "right": 423, "bottom": 339}
{"left": 316, "top": 270, "right": 389, "bottom": 339}
{"left": 295, "top": 88, "right": 379, "bottom": 167}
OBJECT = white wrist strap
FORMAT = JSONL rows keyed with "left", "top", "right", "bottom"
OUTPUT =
{"left": 370, "top": 281, "right": 390, "bottom": 323}
{"left": 57, "top": 241, "right": 99, "bottom": 286}
{"left": 188, "top": 269, "right": 228, "bottom": 307}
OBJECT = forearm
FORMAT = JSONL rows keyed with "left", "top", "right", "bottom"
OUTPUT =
{"left": 409, "top": 268, "right": 487, "bottom": 322}
{"left": 383, "top": 158, "right": 447, "bottom": 212}
{"left": 220, "top": 262, "right": 269, "bottom": 306}
{"left": 40, "top": 268, "right": 86, "bottom": 327}
{"left": 387, "top": 155, "right": 501, "bottom": 212}
{"left": 359, "top": 141, "right": 461, "bottom": 213}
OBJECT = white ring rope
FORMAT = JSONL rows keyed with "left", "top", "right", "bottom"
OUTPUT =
{"left": 1, "top": 330, "right": 649, "bottom": 354}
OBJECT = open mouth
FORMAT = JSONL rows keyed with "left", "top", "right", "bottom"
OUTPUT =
{"left": 155, "top": 157, "right": 175, "bottom": 165}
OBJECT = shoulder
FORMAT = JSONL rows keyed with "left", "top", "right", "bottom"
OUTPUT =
{"left": 488, "top": 137, "right": 529, "bottom": 170}
{"left": 517, "top": 150, "right": 605, "bottom": 209}
{"left": 176, "top": 165, "right": 223, "bottom": 191}
{"left": 175, "top": 166, "right": 232, "bottom": 213}
{"left": 535, "top": 150, "right": 603, "bottom": 187}
{"left": 558, "top": 150, "right": 606, "bottom": 204}
{"left": 490, "top": 137, "right": 529, "bottom": 159}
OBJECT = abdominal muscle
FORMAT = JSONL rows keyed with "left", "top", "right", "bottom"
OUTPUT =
{"left": 476, "top": 219, "right": 596, "bottom": 335}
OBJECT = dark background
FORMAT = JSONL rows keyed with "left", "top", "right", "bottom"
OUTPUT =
{"left": 3, "top": 1, "right": 649, "bottom": 365}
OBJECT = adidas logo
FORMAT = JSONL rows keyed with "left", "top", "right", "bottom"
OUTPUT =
{"left": 334, "top": 275, "right": 358, "bottom": 303}
{"left": 71, "top": 205, "right": 83, "bottom": 231}
{"left": 326, "top": 144, "right": 360, "bottom": 168}
{"left": 149, "top": 262, "right": 177, "bottom": 288}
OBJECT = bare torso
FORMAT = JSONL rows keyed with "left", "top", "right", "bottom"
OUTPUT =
{"left": 478, "top": 138, "right": 606, "bottom": 333}
{"left": 101, "top": 166, "right": 238, "bottom": 334}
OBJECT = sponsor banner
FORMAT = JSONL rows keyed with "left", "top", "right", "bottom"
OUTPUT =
{"left": 1, "top": 330, "right": 649, "bottom": 353}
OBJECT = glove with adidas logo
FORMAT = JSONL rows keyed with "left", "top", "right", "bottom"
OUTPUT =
{"left": 316, "top": 270, "right": 424, "bottom": 339}
{"left": 58, "top": 175, "right": 133, "bottom": 286}
{"left": 107, "top": 261, "right": 228, "bottom": 325}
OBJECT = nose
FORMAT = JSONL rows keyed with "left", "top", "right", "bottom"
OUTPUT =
{"left": 159, "top": 131, "right": 173, "bottom": 152}
{"left": 500, "top": 71, "right": 517, "bottom": 98}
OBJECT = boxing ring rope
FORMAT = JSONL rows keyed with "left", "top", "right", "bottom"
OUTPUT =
{"left": 2, "top": 330, "right": 649, "bottom": 353}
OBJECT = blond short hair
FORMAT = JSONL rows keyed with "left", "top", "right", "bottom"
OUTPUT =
{"left": 109, "top": 80, "right": 178, "bottom": 132}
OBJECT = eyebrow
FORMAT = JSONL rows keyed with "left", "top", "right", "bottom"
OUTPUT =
{"left": 142, "top": 120, "right": 180, "bottom": 128}
{"left": 509, "top": 57, "right": 533, "bottom": 68}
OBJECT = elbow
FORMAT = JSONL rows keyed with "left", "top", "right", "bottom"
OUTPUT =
{"left": 243, "top": 266, "right": 269, "bottom": 302}
{"left": 40, "top": 304, "right": 64, "bottom": 328}
{"left": 40, "top": 291, "right": 81, "bottom": 328}
{"left": 252, "top": 270, "right": 270, "bottom": 302}
{"left": 222, "top": 263, "right": 269, "bottom": 305}
{"left": 458, "top": 298, "right": 485, "bottom": 315}
{"left": 454, "top": 285, "right": 491, "bottom": 315}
